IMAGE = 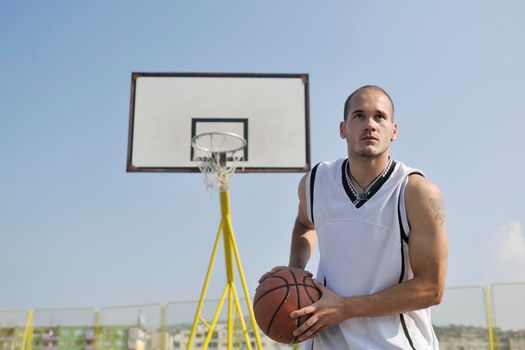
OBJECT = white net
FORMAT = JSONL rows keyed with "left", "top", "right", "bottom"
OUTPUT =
{"left": 192, "top": 132, "right": 246, "bottom": 192}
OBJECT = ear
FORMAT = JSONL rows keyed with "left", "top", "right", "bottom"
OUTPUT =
{"left": 339, "top": 121, "right": 346, "bottom": 139}
{"left": 391, "top": 122, "right": 398, "bottom": 141}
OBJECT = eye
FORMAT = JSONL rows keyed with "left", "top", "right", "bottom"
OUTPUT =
{"left": 354, "top": 113, "right": 364, "bottom": 119}
{"left": 375, "top": 114, "right": 387, "bottom": 120}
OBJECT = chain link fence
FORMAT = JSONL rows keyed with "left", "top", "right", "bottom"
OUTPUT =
{"left": 2, "top": 284, "right": 524, "bottom": 350}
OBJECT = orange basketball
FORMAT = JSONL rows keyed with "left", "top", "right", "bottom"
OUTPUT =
{"left": 253, "top": 267, "right": 321, "bottom": 344}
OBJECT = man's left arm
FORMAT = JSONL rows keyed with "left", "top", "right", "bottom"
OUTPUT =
{"left": 291, "top": 175, "right": 448, "bottom": 342}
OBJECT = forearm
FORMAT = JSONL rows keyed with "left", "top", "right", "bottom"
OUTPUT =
{"left": 291, "top": 276, "right": 444, "bottom": 342}
{"left": 288, "top": 217, "right": 316, "bottom": 269}
{"left": 344, "top": 277, "right": 444, "bottom": 319}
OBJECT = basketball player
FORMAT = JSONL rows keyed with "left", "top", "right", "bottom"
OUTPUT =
{"left": 284, "top": 85, "right": 447, "bottom": 349}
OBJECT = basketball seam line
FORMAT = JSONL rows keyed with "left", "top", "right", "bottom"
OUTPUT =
{"left": 265, "top": 279, "right": 290, "bottom": 339}
{"left": 253, "top": 275, "right": 290, "bottom": 305}
{"left": 254, "top": 283, "right": 318, "bottom": 307}
{"left": 303, "top": 275, "right": 317, "bottom": 303}
{"left": 290, "top": 269, "right": 300, "bottom": 344}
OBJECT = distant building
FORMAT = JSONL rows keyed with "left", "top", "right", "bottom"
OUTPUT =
{"left": 172, "top": 324, "right": 286, "bottom": 350}
{"left": 14, "top": 322, "right": 525, "bottom": 350}
{"left": 0, "top": 327, "right": 24, "bottom": 350}
{"left": 435, "top": 325, "right": 489, "bottom": 350}
{"left": 434, "top": 325, "right": 525, "bottom": 350}
{"left": 504, "top": 331, "right": 525, "bottom": 350}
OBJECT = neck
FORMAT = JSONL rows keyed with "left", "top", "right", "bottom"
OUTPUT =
{"left": 347, "top": 153, "right": 391, "bottom": 189}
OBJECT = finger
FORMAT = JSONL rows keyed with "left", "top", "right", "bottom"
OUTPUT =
{"left": 296, "top": 323, "right": 325, "bottom": 342}
{"left": 271, "top": 266, "right": 287, "bottom": 273}
{"left": 258, "top": 273, "right": 266, "bottom": 283}
{"left": 293, "top": 314, "right": 319, "bottom": 337}
{"left": 304, "top": 270, "right": 313, "bottom": 277}
{"left": 259, "top": 266, "right": 287, "bottom": 282}
{"left": 294, "top": 315, "right": 325, "bottom": 340}
{"left": 290, "top": 305, "right": 316, "bottom": 319}
{"left": 287, "top": 266, "right": 310, "bottom": 273}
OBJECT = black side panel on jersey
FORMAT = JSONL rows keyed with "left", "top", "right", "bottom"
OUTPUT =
{"left": 309, "top": 163, "right": 320, "bottom": 224}
{"left": 400, "top": 314, "right": 416, "bottom": 350}
{"left": 398, "top": 184, "right": 416, "bottom": 349}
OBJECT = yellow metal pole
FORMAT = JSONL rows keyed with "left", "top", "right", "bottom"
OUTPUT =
{"left": 221, "top": 190, "right": 263, "bottom": 349}
{"left": 199, "top": 316, "right": 211, "bottom": 330}
{"left": 227, "top": 285, "right": 234, "bottom": 350}
{"left": 228, "top": 219, "right": 264, "bottom": 349}
{"left": 94, "top": 309, "right": 101, "bottom": 350}
{"left": 187, "top": 220, "right": 224, "bottom": 350}
{"left": 220, "top": 190, "right": 236, "bottom": 350}
{"left": 192, "top": 179, "right": 262, "bottom": 349}
{"left": 201, "top": 284, "right": 230, "bottom": 350}
{"left": 485, "top": 287, "right": 496, "bottom": 350}
{"left": 231, "top": 284, "right": 254, "bottom": 350}
{"left": 21, "top": 310, "right": 34, "bottom": 350}
{"left": 220, "top": 191, "right": 235, "bottom": 284}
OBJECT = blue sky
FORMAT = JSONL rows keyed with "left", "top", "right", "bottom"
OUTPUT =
{"left": 1, "top": 0, "right": 524, "bottom": 329}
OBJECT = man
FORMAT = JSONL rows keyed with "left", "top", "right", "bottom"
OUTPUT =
{"left": 287, "top": 85, "right": 448, "bottom": 349}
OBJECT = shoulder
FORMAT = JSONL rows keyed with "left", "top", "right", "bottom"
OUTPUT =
{"left": 405, "top": 174, "right": 442, "bottom": 202}
{"left": 299, "top": 159, "right": 344, "bottom": 184}
{"left": 310, "top": 158, "right": 346, "bottom": 180}
{"left": 298, "top": 159, "right": 341, "bottom": 197}
{"left": 321, "top": 158, "right": 345, "bottom": 170}
{"left": 405, "top": 174, "right": 446, "bottom": 227}
{"left": 299, "top": 172, "right": 308, "bottom": 192}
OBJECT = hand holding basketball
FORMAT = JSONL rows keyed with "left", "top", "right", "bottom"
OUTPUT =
{"left": 290, "top": 280, "right": 350, "bottom": 343}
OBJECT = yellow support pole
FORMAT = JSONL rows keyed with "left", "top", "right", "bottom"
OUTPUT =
{"left": 201, "top": 285, "right": 230, "bottom": 350}
{"left": 485, "top": 287, "right": 496, "bottom": 350}
{"left": 188, "top": 186, "right": 263, "bottom": 350}
{"left": 199, "top": 316, "right": 211, "bottom": 330}
{"left": 94, "top": 309, "right": 101, "bottom": 350}
{"left": 227, "top": 285, "right": 233, "bottom": 350}
{"left": 220, "top": 191, "right": 236, "bottom": 350}
{"left": 187, "top": 220, "right": 224, "bottom": 349}
{"left": 231, "top": 284, "right": 254, "bottom": 350}
{"left": 222, "top": 190, "right": 263, "bottom": 350}
{"left": 220, "top": 191, "right": 235, "bottom": 285}
{"left": 20, "top": 310, "right": 33, "bottom": 350}
{"left": 227, "top": 216, "right": 263, "bottom": 349}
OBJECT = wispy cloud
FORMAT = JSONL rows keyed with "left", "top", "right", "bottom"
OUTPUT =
{"left": 489, "top": 221, "right": 525, "bottom": 285}
{"left": 494, "top": 221, "right": 525, "bottom": 266}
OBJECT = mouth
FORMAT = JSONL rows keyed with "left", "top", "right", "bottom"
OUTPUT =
{"left": 360, "top": 136, "right": 378, "bottom": 141}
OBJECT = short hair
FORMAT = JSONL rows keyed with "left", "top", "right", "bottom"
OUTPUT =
{"left": 343, "top": 85, "right": 395, "bottom": 121}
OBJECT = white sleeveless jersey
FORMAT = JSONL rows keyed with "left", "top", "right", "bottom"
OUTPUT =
{"left": 302, "top": 158, "right": 439, "bottom": 350}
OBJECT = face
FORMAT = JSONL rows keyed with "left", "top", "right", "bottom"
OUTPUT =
{"left": 340, "top": 89, "right": 397, "bottom": 159}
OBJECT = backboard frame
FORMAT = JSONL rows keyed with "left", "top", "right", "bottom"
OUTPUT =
{"left": 126, "top": 72, "right": 310, "bottom": 173}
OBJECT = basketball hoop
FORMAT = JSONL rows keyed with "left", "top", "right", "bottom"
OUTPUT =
{"left": 191, "top": 132, "right": 246, "bottom": 191}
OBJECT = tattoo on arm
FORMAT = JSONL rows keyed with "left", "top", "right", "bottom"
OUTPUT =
{"left": 429, "top": 198, "right": 446, "bottom": 225}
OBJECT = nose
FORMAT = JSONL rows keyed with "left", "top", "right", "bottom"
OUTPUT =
{"left": 364, "top": 116, "right": 378, "bottom": 131}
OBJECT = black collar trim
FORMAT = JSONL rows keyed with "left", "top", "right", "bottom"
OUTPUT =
{"left": 341, "top": 158, "right": 397, "bottom": 208}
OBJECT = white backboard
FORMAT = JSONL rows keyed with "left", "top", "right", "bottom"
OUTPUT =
{"left": 127, "top": 73, "right": 310, "bottom": 173}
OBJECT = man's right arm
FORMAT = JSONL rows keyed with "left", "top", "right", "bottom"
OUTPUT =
{"left": 289, "top": 174, "right": 317, "bottom": 269}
